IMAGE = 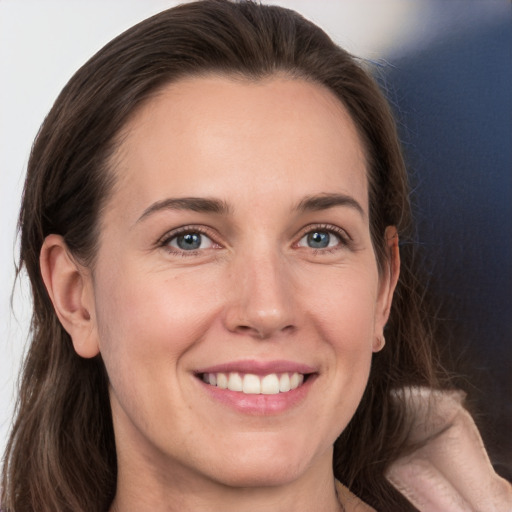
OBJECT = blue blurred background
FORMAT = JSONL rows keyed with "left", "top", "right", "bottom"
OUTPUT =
{"left": 384, "top": 5, "right": 512, "bottom": 477}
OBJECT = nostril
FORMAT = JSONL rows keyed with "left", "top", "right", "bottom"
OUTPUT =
{"left": 234, "top": 323, "right": 295, "bottom": 340}
{"left": 224, "top": 300, "right": 296, "bottom": 338}
{"left": 235, "top": 325, "right": 252, "bottom": 333}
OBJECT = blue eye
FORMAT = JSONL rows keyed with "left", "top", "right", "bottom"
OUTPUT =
{"left": 298, "top": 229, "right": 342, "bottom": 249}
{"left": 168, "top": 232, "right": 214, "bottom": 251}
{"left": 307, "top": 231, "right": 330, "bottom": 248}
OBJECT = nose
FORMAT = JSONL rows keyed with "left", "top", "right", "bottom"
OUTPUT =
{"left": 223, "top": 249, "right": 296, "bottom": 339}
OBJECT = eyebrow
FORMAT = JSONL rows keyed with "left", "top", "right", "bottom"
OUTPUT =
{"left": 136, "top": 197, "right": 230, "bottom": 224}
{"left": 135, "top": 192, "right": 364, "bottom": 225}
{"left": 295, "top": 193, "right": 365, "bottom": 217}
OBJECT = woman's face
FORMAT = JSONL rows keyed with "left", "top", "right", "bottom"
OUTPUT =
{"left": 81, "top": 76, "right": 397, "bottom": 489}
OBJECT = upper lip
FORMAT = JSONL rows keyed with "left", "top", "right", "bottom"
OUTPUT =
{"left": 195, "top": 359, "right": 317, "bottom": 376}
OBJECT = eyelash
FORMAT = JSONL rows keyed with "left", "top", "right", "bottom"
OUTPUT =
{"left": 295, "top": 224, "right": 352, "bottom": 254}
{"left": 157, "top": 223, "right": 352, "bottom": 257}
{"left": 158, "top": 225, "right": 220, "bottom": 257}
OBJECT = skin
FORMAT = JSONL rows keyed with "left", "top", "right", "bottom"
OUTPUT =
{"left": 41, "top": 75, "right": 399, "bottom": 511}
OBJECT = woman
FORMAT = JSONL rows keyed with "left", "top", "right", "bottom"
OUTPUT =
{"left": 1, "top": 1, "right": 510, "bottom": 511}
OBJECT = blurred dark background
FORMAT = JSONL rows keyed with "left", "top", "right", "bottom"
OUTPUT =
{"left": 384, "top": 7, "right": 511, "bottom": 479}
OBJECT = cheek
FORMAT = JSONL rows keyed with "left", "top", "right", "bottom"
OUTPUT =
{"left": 305, "top": 265, "right": 379, "bottom": 349}
{"left": 91, "top": 263, "right": 227, "bottom": 441}
{"left": 302, "top": 265, "right": 378, "bottom": 414}
{"left": 92, "top": 263, "right": 224, "bottom": 376}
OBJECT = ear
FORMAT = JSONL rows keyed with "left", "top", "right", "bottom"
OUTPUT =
{"left": 373, "top": 226, "right": 400, "bottom": 352}
{"left": 40, "top": 234, "right": 100, "bottom": 358}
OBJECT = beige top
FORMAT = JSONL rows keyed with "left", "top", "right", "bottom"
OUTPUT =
{"left": 337, "top": 388, "right": 512, "bottom": 511}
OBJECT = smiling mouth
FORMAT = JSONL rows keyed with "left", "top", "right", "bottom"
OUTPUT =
{"left": 200, "top": 372, "right": 307, "bottom": 395}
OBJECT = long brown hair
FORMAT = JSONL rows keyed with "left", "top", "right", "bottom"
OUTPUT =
{"left": 2, "top": 1, "right": 447, "bottom": 510}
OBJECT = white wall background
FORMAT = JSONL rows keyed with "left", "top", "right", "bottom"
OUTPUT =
{"left": 1, "top": 0, "right": 507, "bottom": 458}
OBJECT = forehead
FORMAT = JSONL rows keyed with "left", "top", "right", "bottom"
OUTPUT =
{"left": 109, "top": 75, "right": 369, "bottom": 221}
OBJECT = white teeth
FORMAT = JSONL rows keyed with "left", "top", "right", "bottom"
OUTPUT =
{"left": 242, "top": 374, "right": 261, "bottom": 394}
{"left": 279, "top": 373, "right": 291, "bottom": 392}
{"left": 202, "top": 371, "right": 306, "bottom": 395}
{"left": 290, "top": 372, "right": 303, "bottom": 390}
{"left": 261, "top": 374, "right": 280, "bottom": 394}
{"left": 227, "top": 372, "right": 243, "bottom": 392}
{"left": 216, "top": 372, "right": 228, "bottom": 389}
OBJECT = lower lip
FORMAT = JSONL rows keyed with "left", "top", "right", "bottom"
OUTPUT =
{"left": 197, "top": 375, "right": 315, "bottom": 415}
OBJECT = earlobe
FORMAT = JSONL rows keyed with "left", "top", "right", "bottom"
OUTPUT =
{"left": 374, "top": 226, "right": 400, "bottom": 352}
{"left": 40, "top": 234, "right": 100, "bottom": 358}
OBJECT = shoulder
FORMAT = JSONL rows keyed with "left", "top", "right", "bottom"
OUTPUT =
{"left": 385, "top": 387, "right": 512, "bottom": 511}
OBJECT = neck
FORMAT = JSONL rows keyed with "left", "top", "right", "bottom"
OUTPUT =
{"left": 109, "top": 449, "right": 343, "bottom": 512}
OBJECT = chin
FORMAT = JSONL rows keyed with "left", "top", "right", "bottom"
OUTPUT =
{"left": 213, "top": 462, "right": 306, "bottom": 489}
{"left": 198, "top": 437, "right": 324, "bottom": 489}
